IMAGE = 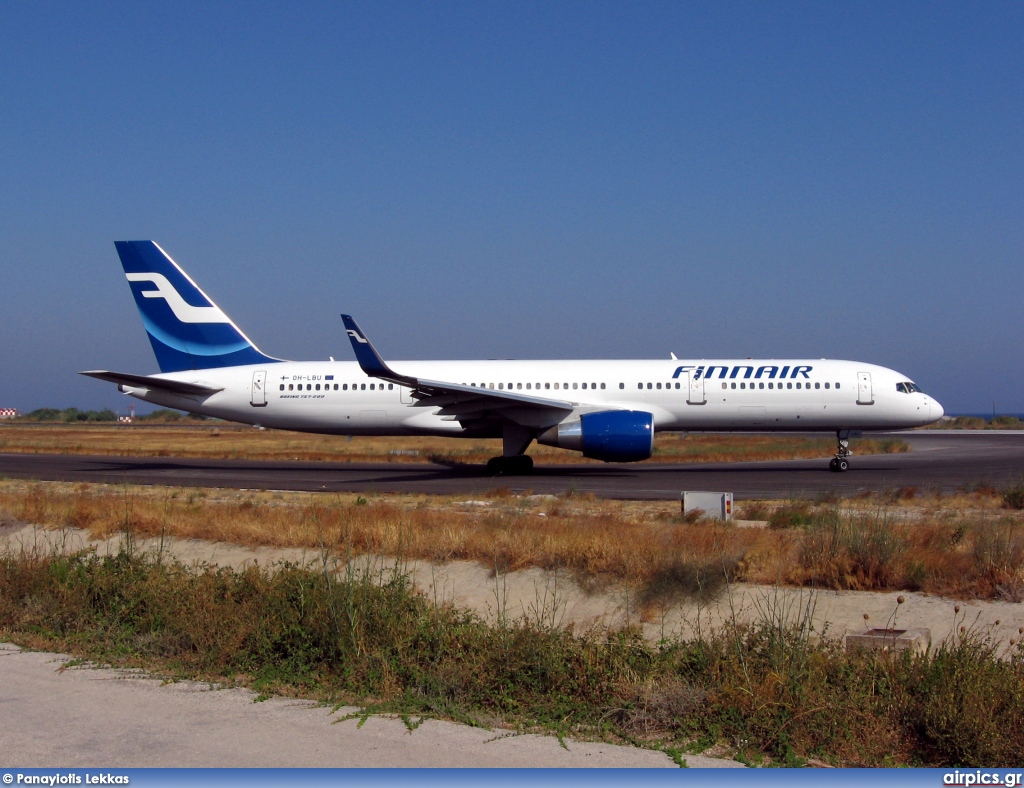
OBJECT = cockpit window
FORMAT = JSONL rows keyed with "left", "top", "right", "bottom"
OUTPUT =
{"left": 896, "top": 381, "right": 923, "bottom": 394}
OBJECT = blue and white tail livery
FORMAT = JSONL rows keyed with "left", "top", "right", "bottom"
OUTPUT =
{"left": 115, "top": 241, "right": 278, "bottom": 372}
{"left": 84, "top": 241, "right": 944, "bottom": 473}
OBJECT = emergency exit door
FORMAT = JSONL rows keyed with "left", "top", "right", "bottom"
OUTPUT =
{"left": 687, "top": 371, "right": 706, "bottom": 405}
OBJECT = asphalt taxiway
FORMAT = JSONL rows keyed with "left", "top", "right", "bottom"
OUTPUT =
{"left": 1, "top": 431, "right": 1021, "bottom": 500}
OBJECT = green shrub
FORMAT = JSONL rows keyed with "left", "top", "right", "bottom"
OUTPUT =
{"left": 1003, "top": 483, "right": 1024, "bottom": 510}
{"left": 769, "top": 501, "right": 814, "bottom": 528}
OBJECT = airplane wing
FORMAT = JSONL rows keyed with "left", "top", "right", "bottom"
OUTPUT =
{"left": 80, "top": 370, "right": 223, "bottom": 397}
{"left": 340, "top": 315, "right": 574, "bottom": 425}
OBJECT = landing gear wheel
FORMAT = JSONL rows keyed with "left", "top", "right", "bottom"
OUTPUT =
{"left": 486, "top": 455, "right": 534, "bottom": 476}
{"left": 511, "top": 455, "right": 534, "bottom": 474}
{"left": 829, "top": 430, "right": 852, "bottom": 472}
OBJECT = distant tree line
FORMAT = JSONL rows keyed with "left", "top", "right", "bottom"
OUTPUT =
{"left": 20, "top": 408, "right": 119, "bottom": 422}
{"left": 16, "top": 408, "right": 209, "bottom": 423}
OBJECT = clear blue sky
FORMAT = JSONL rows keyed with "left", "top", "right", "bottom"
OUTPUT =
{"left": 1, "top": 2, "right": 1021, "bottom": 415}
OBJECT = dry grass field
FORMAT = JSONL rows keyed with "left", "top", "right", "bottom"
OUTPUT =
{"left": 2, "top": 479, "right": 1021, "bottom": 603}
{"left": 0, "top": 423, "right": 909, "bottom": 464}
{"left": 4, "top": 478, "right": 1024, "bottom": 765}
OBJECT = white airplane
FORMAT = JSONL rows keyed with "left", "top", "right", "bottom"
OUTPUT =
{"left": 83, "top": 241, "right": 944, "bottom": 474}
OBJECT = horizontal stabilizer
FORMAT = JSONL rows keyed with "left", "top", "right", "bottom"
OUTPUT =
{"left": 79, "top": 370, "right": 223, "bottom": 397}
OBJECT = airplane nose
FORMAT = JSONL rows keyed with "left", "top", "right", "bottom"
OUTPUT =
{"left": 930, "top": 399, "right": 944, "bottom": 422}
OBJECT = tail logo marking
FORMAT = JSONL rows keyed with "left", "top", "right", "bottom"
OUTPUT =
{"left": 346, "top": 329, "right": 369, "bottom": 344}
{"left": 125, "top": 273, "right": 231, "bottom": 324}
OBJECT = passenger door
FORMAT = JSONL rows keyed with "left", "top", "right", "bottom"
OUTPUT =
{"left": 857, "top": 372, "right": 873, "bottom": 405}
{"left": 251, "top": 370, "right": 267, "bottom": 407}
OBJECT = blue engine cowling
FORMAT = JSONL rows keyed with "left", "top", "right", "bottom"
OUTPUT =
{"left": 537, "top": 410, "right": 654, "bottom": 462}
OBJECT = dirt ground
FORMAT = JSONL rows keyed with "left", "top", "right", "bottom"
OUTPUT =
{"left": 4, "top": 521, "right": 1021, "bottom": 651}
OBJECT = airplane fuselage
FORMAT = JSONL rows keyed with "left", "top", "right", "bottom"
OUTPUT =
{"left": 89, "top": 241, "right": 944, "bottom": 472}
{"left": 123, "top": 357, "right": 941, "bottom": 438}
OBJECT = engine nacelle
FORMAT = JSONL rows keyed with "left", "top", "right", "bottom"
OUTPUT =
{"left": 537, "top": 410, "right": 654, "bottom": 463}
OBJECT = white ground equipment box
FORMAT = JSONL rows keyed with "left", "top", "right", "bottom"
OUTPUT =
{"left": 681, "top": 491, "right": 734, "bottom": 521}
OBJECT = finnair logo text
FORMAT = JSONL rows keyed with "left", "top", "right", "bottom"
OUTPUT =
{"left": 125, "top": 273, "right": 231, "bottom": 324}
{"left": 673, "top": 364, "right": 814, "bottom": 380}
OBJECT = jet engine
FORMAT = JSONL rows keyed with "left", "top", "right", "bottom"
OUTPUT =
{"left": 537, "top": 410, "right": 654, "bottom": 462}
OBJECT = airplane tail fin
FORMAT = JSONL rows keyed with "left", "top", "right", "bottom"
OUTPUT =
{"left": 114, "top": 241, "right": 280, "bottom": 372}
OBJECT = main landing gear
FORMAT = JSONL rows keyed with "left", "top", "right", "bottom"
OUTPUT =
{"left": 829, "top": 430, "right": 852, "bottom": 472}
{"left": 487, "top": 424, "right": 536, "bottom": 475}
{"left": 486, "top": 455, "right": 534, "bottom": 475}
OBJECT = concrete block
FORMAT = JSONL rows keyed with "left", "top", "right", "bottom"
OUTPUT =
{"left": 845, "top": 627, "right": 931, "bottom": 654}
{"left": 681, "top": 492, "right": 734, "bottom": 521}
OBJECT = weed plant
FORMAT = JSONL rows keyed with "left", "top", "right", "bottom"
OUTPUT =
{"left": 2, "top": 544, "right": 1022, "bottom": 766}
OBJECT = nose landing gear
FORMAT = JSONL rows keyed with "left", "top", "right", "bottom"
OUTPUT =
{"left": 829, "top": 430, "right": 852, "bottom": 472}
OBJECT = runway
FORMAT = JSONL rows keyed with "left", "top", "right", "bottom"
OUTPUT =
{"left": 1, "top": 431, "right": 1021, "bottom": 500}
